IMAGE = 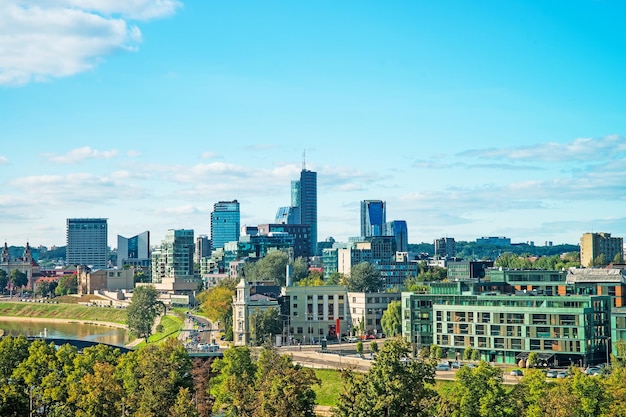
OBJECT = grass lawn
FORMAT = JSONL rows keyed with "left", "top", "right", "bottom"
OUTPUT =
{"left": 313, "top": 368, "right": 343, "bottom": 407}
{"left": 148, "top": 315, "right": 184, "bottom": 343}
{"left": 0, "top": 301, "right": 127, "bottom": 324}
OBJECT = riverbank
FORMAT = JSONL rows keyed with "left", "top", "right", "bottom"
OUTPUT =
{"left": 0, "top": 315, "right": 127, "bottom": 329}
{"left": 0, "top": 300, "right": 127, "bottom": 325}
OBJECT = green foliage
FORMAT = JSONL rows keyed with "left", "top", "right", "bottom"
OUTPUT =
{"left": 35, "top": 280, "right": 57, "bottom": 297}
{"left": 249, "top": 307, "right": 283, "bottom": 346}
{"left": 418, "top": 266, "right": 447, "bottom": 282}
{"left": 345, "top": 262, "right": 383, "bottom": 292}
{"left": 199, "top": 282, "right": 235, "bottom": 324}
{"left": 326, "top": 271, "right": 343, "bottom": 285}
{"left": 356, "top": 341, "right": 364, "bottom": 356}
{"left": 335, "top": 338, "right": 437, "bottom": 417}
{"left": 0, "top": 270, "right": 8, "bottom": 293}
{"left": 55, "top": 274, "right": 78, "bottom": 296}
{"left": 430, "top": 344, "right": 443, "bottom": 360}
{"left": 592, "top": 254, "right": 608, "bottom": 267}
{"left": 10, "top": 269, "right": 28, "bottom": 295}
{"left": 255, "top": 348, "right": 320, "bottom": 417}
{"left": 440, "top": 361, "right": 519, "bottom": 417}
{"left": 526, "top": 351, "right": 538, "bottom": 368}
{"left": 370, "top": 341, "right": 379, "bottom": 354}
{"left": 243, "top": 251, "right": 290, "bottom": 285}
{"left": 126, "top": 285, "right": 164, "bottom": 342}
{"left": 381, "top": 300, "right": 402, "bottom": 337}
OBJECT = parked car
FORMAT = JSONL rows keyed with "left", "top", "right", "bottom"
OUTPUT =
{"left": 585, "top": 367, "right": 602, "bottom": 376}
{"left": 451, "top": 361, "right": 461, "bottom": 369}
{"left": 435, "top": 363, "right": 451, "bottom": 371}
{"left": 556, "top": 371, "right": 568, "bottom": 378}
{"left": 463, "top": 363, "right": 477, "bottom": 369}
{"left": 546, "top": 370, "right": 558, "bottom": 378}
{"left": 510, "top": 369, "right": 523, "bottom": 376}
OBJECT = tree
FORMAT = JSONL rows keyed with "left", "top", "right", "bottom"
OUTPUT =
{"left": 168, "top": 388, "right": 199, "bottom": 417}
{"left": 335, "top": 338, "right": 437, "bottom": 417}
{"left": 249, "top": 307, "right": 282, "bottom": 346}
{"left": 592, "top": 254, "right": 608, "bottom": 268}
{"left": 10, "top": 269, "right": 28, "bottom": 296}
{"left": 200, "top": 284, "right": 235, "bottom": 324}
{"left": 345, "top": 262, "right": 383, "bottom": 292}
{"left": 430, "top": 344, "right": 443, "bottom": 360}
{"left": 381, "top": 300, "right": 402, "bottom": 337}
{"left": 442, "top": 361, "right": 518, "bottom": 417}
{"left": 255, "top": 348, "right": 320, "bottom": 417}
{"left": 55, "top": 273, "right": 78, "bottom": 296}
{"left": 126, "top": 285, "right": 164, "bottom": 342}
{"left": 370, "top": 341, "right": 379, "bottom": 355}
{"left": 212, "top": 346, "right": 257, "bottom": 417}
{"left": 526, "top": 352, "right": 538, "bottom": 368}
{"left": 326, "top": 271, "right": 342, "bottom": 285}
{"left": 292, "top": 257, "right": 309, "bottom": 283}
{"left": 243, "top": 251, "right": 290, "bottom": 285}
{"left": 35, "top": 280, "right": 57, "bottom": 298}
{"left": 356, "top": 341, "right": 364, "bottom": 357}
{"left": 0, "top": 270, "right": 8, "bottom": 294}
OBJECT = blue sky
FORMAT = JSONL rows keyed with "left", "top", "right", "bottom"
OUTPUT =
{"left": 1, "top": 0, "right": 625, "bottom": 248}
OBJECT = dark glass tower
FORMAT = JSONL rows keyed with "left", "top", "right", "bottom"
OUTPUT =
{"left": 361, "top": 200, "right": 386, "bottom": 237}
{"left": 211, "top": 200, "right": 240, "bottom": 250}
{"left": 299, "top": 169, "right": 317, "bottom": 256}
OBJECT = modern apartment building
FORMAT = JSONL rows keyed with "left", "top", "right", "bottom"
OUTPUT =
{"left": 211, "top": 200, "right": 240, "bottom": 250}
{"left": 195, "top": 235, "right": 212, "bottom": 264}
{"left": 360, "top": 200, "right": 386, "bottom": 237}
{"left": 580, "top": 232, "right": 624, "bottom": 267}
{"left": 117, "top": 231, "right": 150, "bottom": 269}
{"left": 66, "top": 218, "right": 108, "bottom": 270}
{"left": 402, "top": 289, "right": 612, "bottom": 366}
{"left": 150, "top": 229, "right": 198, "bottom": 292}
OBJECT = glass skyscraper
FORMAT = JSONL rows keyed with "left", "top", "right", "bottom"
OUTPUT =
{"left": 66, "top": 218, "right": 108, "bottom": 269}
{"left": 361, "top": 200, "right": 386, "bottom": 237}
{"left": 384, "top": 220, "right": 409, "bottom": 253}
{"left": 298, "top": 169, "right": 317, "bottom": 256}
{"left": 211, "top": 200, "right": 241, "bottom": 250}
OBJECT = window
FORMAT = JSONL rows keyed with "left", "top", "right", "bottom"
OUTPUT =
{"left": 293, "top": 304, "right": 298, "bottom": 309}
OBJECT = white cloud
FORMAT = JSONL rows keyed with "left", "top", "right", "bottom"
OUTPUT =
{"left": 200, "top": 151, "right": 220, "bottom": 159}
{"left": 0, "top": 156, "right": 8, "bottom": 164}
{"left": 42, "top": 146, "right": 119, "bottom": 164}
{"left": 460, "top": 134, "right": 626, "bottom": 162}
{"left": 0, "top": 1, "right": 181, "bottom": 85}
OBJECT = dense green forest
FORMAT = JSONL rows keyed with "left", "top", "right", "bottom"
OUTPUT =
{"left": 408, "top": 242, "right": 579, "bottom": 261}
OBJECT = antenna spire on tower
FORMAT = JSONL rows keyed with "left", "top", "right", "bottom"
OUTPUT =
{"left": 302, "top": 149, "right": 306, "bottom": 171}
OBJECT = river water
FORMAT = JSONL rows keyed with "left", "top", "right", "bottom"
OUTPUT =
{"left": 0, "top": 319, "right": 129, "bottom": 346}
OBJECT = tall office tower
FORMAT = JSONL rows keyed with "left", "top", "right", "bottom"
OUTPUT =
{"left": 580, "top": 232, "right": 624, "bottom": 267}
{"left": 298, "top": 169, "right": 317, "bottom": 256}
{"left": 117, "top": 231, "right": 150, "bottom": 269}
{"left": 361, "top": 200, "right": 386, "bottom": 237}
{"left": 195, "top": 235, "right": 211, "bottom": 264}
{"left": 151, "top": 229, "right": 196, "bottom": 288}
{"left": 211, "top": 200, "right": 241, "bottom": 250}
{"left": 384, "top": 220, "right": 409, "bottom": 252}
{"left": 66, "top": 218, "right": 108, "bottom": 269}
{"left": 434, "top": 237, "right": 456, "bottom": 259}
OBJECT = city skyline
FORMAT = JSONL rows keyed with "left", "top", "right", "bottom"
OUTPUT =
{"left": 1, "top": 1, "right": 625, "bottom": 248}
